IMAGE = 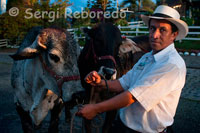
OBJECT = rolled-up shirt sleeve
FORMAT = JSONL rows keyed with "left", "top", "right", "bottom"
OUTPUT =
{"left": 128, "top": 63, "right": 182, "bottom": 112}
{"left": 119, "top": 68, "right": 134, "bottom": 90}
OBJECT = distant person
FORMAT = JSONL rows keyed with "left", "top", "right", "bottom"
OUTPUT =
{"left": 77, "top": 5, "right": 188, "bottom": 133}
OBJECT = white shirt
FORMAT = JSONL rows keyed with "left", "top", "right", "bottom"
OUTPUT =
{"left": 119, "top": 43, "right": 186, "bottom": 133}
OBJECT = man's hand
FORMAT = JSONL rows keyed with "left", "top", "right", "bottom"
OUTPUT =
{"left": 85, "top": 71, "right": 102, "bottom": 86}
{"left": 76, "top": 104, "right": 98, "bottom": 120}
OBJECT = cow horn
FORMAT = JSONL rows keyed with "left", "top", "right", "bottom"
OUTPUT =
{"left": 37, "top": 32, "right": 47, "bottom": 50}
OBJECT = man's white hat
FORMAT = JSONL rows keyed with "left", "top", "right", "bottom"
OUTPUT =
{"left": 141, "top": 5, "right": 188, "bottom": 40}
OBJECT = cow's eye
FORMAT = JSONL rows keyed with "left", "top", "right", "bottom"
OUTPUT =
{"left": 49, "top": 53, "right": 60, "bottom": 63}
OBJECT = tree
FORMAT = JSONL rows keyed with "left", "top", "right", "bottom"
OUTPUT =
{"left": 120, "top": 0, "right": 155, "bottom": 12}
{"left": 119, "top": 0, "right": 155, "bottom": 21}
{"left": 86, "top": 0, "right": 117, "bottom": 22}
{"left": 142, "top": 0, "right": 156, "bottom": 13}
{"left": 87, "top": 0, "right": 117, "bottom": 12}
{"left": 1, "top": 0, "right": 71, "bottom": 44}
{"left": 6, "top": 0, "right": 39, "bottom": 10}
{"left": 120, "top": 0, "right": 137, "bottom": 12}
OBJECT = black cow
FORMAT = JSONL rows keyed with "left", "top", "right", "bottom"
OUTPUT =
{"left": 78, "top": 22, "right": 151, "bottom": 133}
{"left": 78, "top": 23, "right": 122, "bottom": 133}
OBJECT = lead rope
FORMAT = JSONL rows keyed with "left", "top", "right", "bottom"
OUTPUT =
{"left": 70, "top": 76, "right": 109, "bottom": 133}
{"left": 70, "top": 99, "right": 84, "bottom": 133}
{"left": 90, "top": 76, "right": 109, "bottom": 133}
{"left": 70, "top": 102, "right": 104, "bottom": 133}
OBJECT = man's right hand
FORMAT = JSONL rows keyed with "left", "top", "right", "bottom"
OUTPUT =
{"left": 85, "top": 71, "right": 102, "bottom": 86}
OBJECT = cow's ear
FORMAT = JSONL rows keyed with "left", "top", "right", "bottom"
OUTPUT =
{"left": 9, "top": 39, "right": 40, "bottom": 60}
{"left": 10, "top": 31, "right": 49, "bottom": 60}
{"left": 81, "top": 27, "right": 94, "bottom": 38}
{"left": 9, "top": 48, "right": 39, "bottom": 60}
{"left": 81, "top": 27, "right": 89, "bottom": 34}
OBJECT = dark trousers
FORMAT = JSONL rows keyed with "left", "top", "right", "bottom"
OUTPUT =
{"left": 109, "top": 116, "right": 172, "bottom": 133}
{"left": 109, "top": 116, "right": 140, "bottom": 133}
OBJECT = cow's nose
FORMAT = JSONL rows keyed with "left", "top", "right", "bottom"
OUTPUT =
{"left": 103, "top": 67, "right": 115, "bottom": 80}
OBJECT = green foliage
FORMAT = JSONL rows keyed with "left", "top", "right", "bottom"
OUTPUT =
{"left": 72, "top": 8, "right": 92, "bottom": 28}
{"left": 175, "top": 40, "right": 200, "bottom": 50}
{"left": 0, "top": 7, "right": 42, "bottom": 42}
{"left": 120, "top": 0, "right": 155, "bottom": 12}
{"left": 181, "top": 17, "right": 194, "bottom": 26}
{"left": 87, "top": 0, "right": 116, "bottom": 11}
{"left": 0, "top": 0, "right": 71, "bottom": 45}
{"left": 142, "top": 0, "right": 156, "bottom": 13}
{"left": 85, "top": 0, "right": 118, "bottom": 23}
{"left": 114, "top": 19, "right": 128, "bottom": 26}
{"left": 192, "top": 9, "right": 200, "bottom": 25}
{"left": 72, "top": 18, "right": 91, "bottom": 28}
{"left": 120, "top": 0, "right": 137, "bottom": 11}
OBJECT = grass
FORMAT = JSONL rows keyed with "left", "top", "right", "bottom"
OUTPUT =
{"left": 175, "top": 40, "right": 200, "bottom": 50}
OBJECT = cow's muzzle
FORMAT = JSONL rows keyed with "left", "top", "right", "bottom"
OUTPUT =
{"left": 98, "top": 66, "right": 117, "bottom": 80}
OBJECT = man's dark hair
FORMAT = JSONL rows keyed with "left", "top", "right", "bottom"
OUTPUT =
{"left": 148, "top": 18, "right": 178, "bottom": 33}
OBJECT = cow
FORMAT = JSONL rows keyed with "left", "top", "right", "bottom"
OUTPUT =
{"left": 78, "top": 22, "right": 151, "bottom": 133}
{"left": 78, "top": 22, "right": 122, "bottom": 133}
{"left": 117, "top": 35, "right": 151, "bottom": 77}
{"left": 10, "top": 26, "right": 84, "bottom": 132}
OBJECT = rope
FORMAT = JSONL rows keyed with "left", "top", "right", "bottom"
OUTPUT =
{"left": 70, "top": 75, "right": 109, "bottom": 133}
{"left": 70, "top": 106, "right": 104, "bottom": 133}
{"left": 70, "top": 100, "right": 84, "bottom": 133}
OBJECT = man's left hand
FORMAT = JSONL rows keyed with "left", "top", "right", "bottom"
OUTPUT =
{"left": 76, "top": 104, "right": 98, "bottom": 120}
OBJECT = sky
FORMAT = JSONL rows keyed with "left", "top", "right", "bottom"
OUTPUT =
{"left": 50, "top": 0, "right": 157, "bottom": 12}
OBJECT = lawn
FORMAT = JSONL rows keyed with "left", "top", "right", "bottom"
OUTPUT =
{"left": 175, "top": 40, "right": 200, "bottom": 50}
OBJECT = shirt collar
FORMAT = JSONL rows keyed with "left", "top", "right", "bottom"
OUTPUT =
{"left": 152, "top": 43, "right": 175, "bottom": 62}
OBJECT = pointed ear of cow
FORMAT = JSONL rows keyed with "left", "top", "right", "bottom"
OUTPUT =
{"left": 10, "top": 30, "right": 50, "bottom": 61}
{"left": 10, "top": 33, "right": 48, "bottom": 60}
{"left": 9, "top": 45, "right": 40, "bottom": 60}
{"left": 81, "top": 27, "right": 91, "bottom": 34}
{"left": 81, "top": 27, "right": 94, "bottom": 39}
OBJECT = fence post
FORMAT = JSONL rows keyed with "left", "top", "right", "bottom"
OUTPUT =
{"left": 136, "top": 26, "right": 139, "bottom": 36}
{"left": 74, "top": 28, "right": 79, "bottom": 43}
{"left": 118, "top": 25, "right": 121, "bottom": 30}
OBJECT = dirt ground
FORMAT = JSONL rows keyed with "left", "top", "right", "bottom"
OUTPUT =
{"left": 0, "top": 50, "right": 199, "bottom": 133}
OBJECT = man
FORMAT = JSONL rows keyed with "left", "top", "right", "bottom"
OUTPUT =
{"left": 77, "top": 5, "right": 188, "bottom": 132}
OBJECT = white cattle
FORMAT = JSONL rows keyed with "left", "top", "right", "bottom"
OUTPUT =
{"left": 10, "top": 27, "right": 84, "bottom": 132}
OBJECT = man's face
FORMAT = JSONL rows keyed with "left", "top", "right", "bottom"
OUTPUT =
{"left": 149, "top": 19, "right": 178, "bottom": 54}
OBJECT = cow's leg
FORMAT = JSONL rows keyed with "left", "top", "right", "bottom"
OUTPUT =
{"left": 102, "top": 110, "right": 118, "bottom": 133}
{"left": 16, "top": 104, "right": 34, "bottom": 133}
{"left": 65, "top": 100, "right": 74, "bottom": 122}
{"left": 48, "top": 99, "right": 64, "bottom": 133}
{"left": 84, "top": 119, "right": 92, "bottom": 133}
